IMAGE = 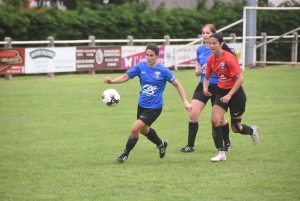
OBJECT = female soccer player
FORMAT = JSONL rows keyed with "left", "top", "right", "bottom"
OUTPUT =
{"left": 203, "top": 33, "right": 259, "bottom": 162}
{"left": 104, "top": 43, "right": 192, "bottom": 163}
{"left": 179, "top": 24, "right": 231, "bottom": 153}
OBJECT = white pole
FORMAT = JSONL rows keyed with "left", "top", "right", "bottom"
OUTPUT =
{"left": 242, "top": 7, "right": 247, "bottom": 70}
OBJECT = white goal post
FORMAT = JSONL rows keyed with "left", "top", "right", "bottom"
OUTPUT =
{"left": 242, "top": 6, "right": 300, "bottom": 69}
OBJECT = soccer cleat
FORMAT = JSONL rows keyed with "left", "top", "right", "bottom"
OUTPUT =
{"left": 157, "top": 140, "right": 168, "bottom": 158}
{"left": 224, "top": 143, "right": 232, "bottom": 152}
{"left": 178, "top": 144, "right": 195, "bottom": 153}
{"left": 116, "top": 151, "right": 129, "bottom": 164}
{"left": 211, "top": 151, "right": 226, "bottom": 162}
{"left": 250, "top": 126, "right": 259, "bottom": 145}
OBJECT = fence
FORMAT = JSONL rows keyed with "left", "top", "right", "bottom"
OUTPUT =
{"left": 1, "top": 32, "right": 299, "bottom": 80}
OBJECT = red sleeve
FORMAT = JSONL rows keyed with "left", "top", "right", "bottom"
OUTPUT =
{"left": 226, "top": 53, "right": 241, "bottom": 77}
{"left": 206, "top": 56, "right": 213, "bottom": 77}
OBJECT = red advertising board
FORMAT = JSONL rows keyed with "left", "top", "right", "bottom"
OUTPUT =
{"left": 0, "top": 48, "right": 25, "bottom": 74}
{"left": 76, "top": 47, "right": 121, "bottom": 71}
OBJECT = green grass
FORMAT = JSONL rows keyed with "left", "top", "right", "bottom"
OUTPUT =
{"left": 0, "top": 65, "right": 300, "bottom": 201}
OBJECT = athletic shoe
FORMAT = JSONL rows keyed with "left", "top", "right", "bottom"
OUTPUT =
{"left": 116, "top": 151, "right": 128, "bottom": 163}
{"left": 178, "top": 144, "right": 195, "bottom": 153}
{"left": 157, "top": 140, "right": 168, "bottom": 158}
{"left": 250, "top": 126, "right": 259, "bottom": 145}
{"left": 224, "top": 143, "right": 232, "bottom": 152}
{"left": 211, "top": 151, "right": 226, "bottom": 162}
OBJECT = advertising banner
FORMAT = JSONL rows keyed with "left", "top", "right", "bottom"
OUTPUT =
{"left": 226, "top": 43, "right": 243, "bottom": 65}
{"left": 121, "top": 46, "right": 165, "bottom": 69}
{"left": 76, "top": 47, "right": 121, "bottom": 71}
{"left": 25, "top": 47, "right": 76, "bottom": 74}
{"left": 164, "top": 43, "right": 243, "bottom": 68}
{"left": 164, "top": 45, "right": 198, "bottom": 68}
{"left": 0, "top": 48, "right": 25, "bottom": 75}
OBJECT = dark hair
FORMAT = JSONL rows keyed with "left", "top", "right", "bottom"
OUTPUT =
{"left": 210, "top": 33, "right": 237, "bottom": 58}
{"left": 145, "top": 43, "right": 159, "bottom": 56}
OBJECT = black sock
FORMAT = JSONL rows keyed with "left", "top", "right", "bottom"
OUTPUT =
{"left": 213, "top": 126, "right": 224, "bottom": 151}
{"left": 125, "top": 135, "right": 139, "bottom": 154}
{"left": 145, "top": 128, "right": 162, "bottom": 146}
{"left": 221, "top": 123, "right": 230, "bottom": 144}
{"left": 241, "top": 124, "right": 253, "bottom": 135}
{"left": 188, "top": 122, "right": 198, "bottom": 147}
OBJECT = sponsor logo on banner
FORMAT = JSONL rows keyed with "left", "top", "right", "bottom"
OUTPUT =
{"left": 121, "top": 46, "right": 165, "bottom": 69}
{"left": 0, "top": 48, "right": 25, "bottom": 74}
{"left": 76, "top": 47, "right": 121, "bottom": 71}
{"left": 25, "top": 47, "right": 76, "bottom": 73}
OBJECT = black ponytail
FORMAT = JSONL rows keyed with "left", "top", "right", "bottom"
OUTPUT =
{"left": 210, "top": 33, "right": 237, "bottom": 58}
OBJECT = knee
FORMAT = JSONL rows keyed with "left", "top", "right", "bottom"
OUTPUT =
{"left": 231, "top": 118, "right": 242, "bottom": 133}
{"left": 131, "top": 125, "right": 142, "bottom": 135}
{"left": 231, "top": 125, "right": 239, "bottom": 133}
{"left": 211, "top": 116, "right": 220, "bottom": 127}
{"left": 189, "top": 112, "right": 199, "bottom": 122}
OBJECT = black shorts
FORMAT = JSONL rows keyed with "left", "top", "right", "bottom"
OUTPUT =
{"left": 137, "top": 105, "right": 162, "bottom": 126}
{"left": 192, "top": 83, "right": 218, "bottom": 107}
{"left": 213, "top": 86, "right": 247, "bottom": 117}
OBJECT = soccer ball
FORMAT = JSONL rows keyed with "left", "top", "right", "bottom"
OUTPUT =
{"left": 102, "top": 89, "right": 120, "bottom": 107}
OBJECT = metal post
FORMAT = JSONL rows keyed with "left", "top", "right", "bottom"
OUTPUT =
{"left": 127, "top": 35, "right": 134, "bottom": 46}
{"left": 4, "top": 37, "right": 12, "bottom": 80}
{"left": 260, "top": 32, "right": 267, "bottom": 67}
{"left": 47, "top": 36, "right": 55, "bottom": 78}
{"left": 163, "top": 35, "right": 170, "bottom": 45}
{"left": 88, "top": 36, "right": 96, "bottom": 74}
{"left": 291, "top": 32, "right": 298, "bottom": 67}
{"left": 230, "top": 33, "right": 236, "bottom": 43}
{"left": 4, "top": 37, "right": 12, "bottom": 48}
{"left": 245, "top": 0, "right": 257, "bottom": 68}
{"left": 89, "top": 35, "right": 96, "bottom": 47}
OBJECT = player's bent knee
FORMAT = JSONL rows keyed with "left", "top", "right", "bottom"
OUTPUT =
{"left": 231, "top": 118, "right": 242, "bottom": 133}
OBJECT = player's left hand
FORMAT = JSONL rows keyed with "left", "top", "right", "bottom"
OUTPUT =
{"left": 184, "top": 102, "right": 193, "bottom": 112}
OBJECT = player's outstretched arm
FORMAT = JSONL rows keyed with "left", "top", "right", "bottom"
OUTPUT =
{"left": 104, "top": 74, "right": 130, "bottom": 84}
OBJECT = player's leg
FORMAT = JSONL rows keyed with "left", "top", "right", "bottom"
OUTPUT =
{"left": 210, "top": 86, "right": 231, "bottom": 151}
{"left": 231, "top": 117, "right": 259, "bottom": 145}
{"left": 221, "top": 116, "right": 231, "bottom": 151}
{"left": 179, "top": 83, "right": 208, "bottom": 153}
{"left": 229, "top": 86, "right": 259, "bottom": 145}
{"left": 116, "top": 106, "right": 162, "bottom": 163}
{"left": 210, "top": 95, "right": 227, "bottom": 162}
{"left": 138, "top": 107, "right": 168, "bottom": 158}
{"left": 179, "top": 99, "right": 205, "bottom": 152}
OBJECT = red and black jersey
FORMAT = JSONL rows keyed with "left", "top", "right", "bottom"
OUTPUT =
{"left": 206, "top": 51, "right": 241, "bottom": 89}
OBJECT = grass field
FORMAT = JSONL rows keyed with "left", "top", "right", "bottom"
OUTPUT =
{"left": 0, "top": 65, "right": 300, "bottom": 201}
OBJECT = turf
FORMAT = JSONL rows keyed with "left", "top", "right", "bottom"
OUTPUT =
{"left": 0, "top": 65, "right": 299, "bottom": 201}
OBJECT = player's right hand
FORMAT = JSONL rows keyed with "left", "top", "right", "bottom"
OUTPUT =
{"left": 104, "top": 76, "right": 112, "bottom": 84}
{"left": 203, "top": 89, "right": 211, "bottom": 97}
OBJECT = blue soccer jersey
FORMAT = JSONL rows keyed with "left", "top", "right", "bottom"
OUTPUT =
{"left": 196, "top": 45, "right": 218, "bottom": 85}
{"left": 126, "top": 61, "right": 176, "bottom": 109}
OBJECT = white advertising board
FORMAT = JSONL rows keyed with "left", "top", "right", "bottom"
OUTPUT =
{"left": 25, "top": 47, "right": 76, "bottom": 73}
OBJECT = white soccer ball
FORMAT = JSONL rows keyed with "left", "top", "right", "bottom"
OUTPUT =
{"left": 102, "top": 89, "right": 120, "bottom": 107}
